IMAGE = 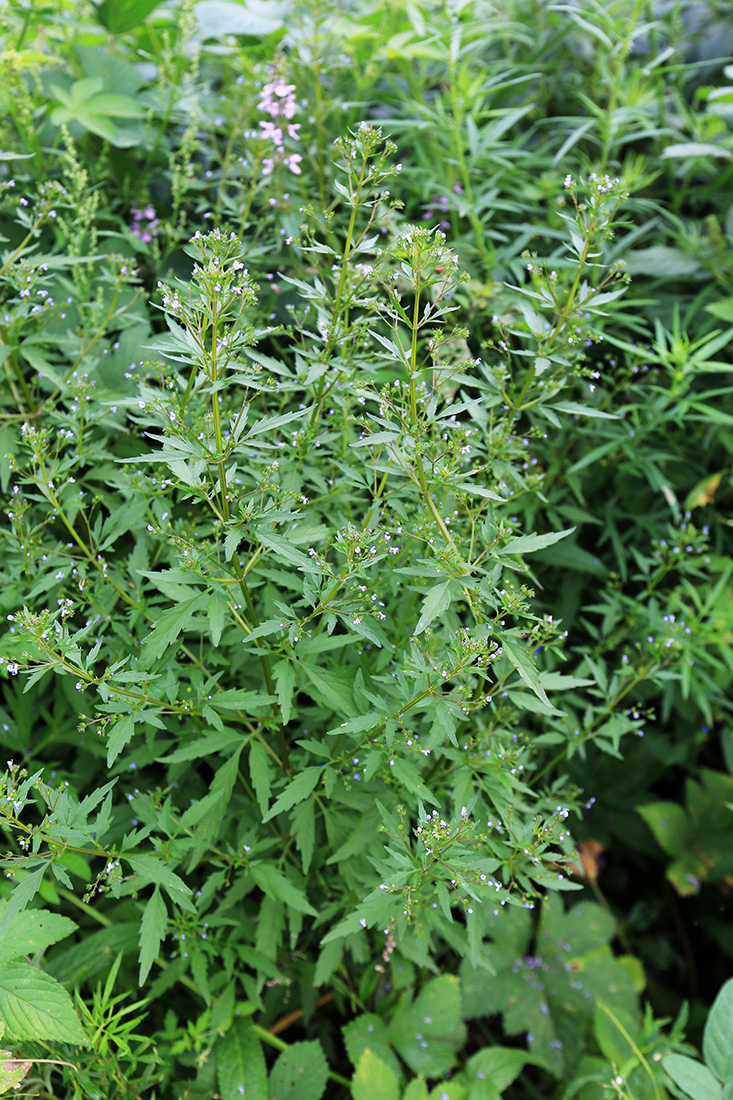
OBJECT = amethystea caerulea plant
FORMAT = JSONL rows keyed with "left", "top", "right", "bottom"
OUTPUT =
{"left": 1, "top": 0, "right": 733, "bottom": 1095}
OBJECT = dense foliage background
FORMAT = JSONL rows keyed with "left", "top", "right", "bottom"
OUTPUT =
{"left": 1, "top": 0, "right": 732, "bottom": 1097}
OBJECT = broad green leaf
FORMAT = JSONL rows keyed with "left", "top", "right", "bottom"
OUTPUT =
{"left": 96, "top": 0, "right": 165, "bottom": 33}
{"left": 638, "top": 802, "right": 690, "bottom": 857}
{"left": 195, "top": 0, "right": 290, "bottom": 41}
{"left": 343, "top": 1014, "right": 401, "bottom": 1080}
{"left": 704, "top": 978, "right": 733, "bottom": 1081}
{"left": 464, "top": 1047, "right": 535, "bottom": 1093}
{"left": 352, "top": 1049, "right": 399, "bottom": 1100}
{"left": 268, "top": 1040, "right": 329, "bottom": 1100}
{"left": 663, "top": 1055, "right": 723, "bottom": 1100}
{"left": 0, "top": 962, "right": 88, "bottom": 1045}
{"left": 138, "top": 886, "right": 166, "bottom": 985}
{"left": 218, "top": 1017, "right": 268, "bottom": 1100}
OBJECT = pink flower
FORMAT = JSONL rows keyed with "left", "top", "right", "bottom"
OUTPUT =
{"left": 283, "top": 154, "right": 302, "bottom": 175}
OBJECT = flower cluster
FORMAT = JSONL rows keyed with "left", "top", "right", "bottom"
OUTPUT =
{"left": 128, "top": 203, "right": 160, "bottom": 243}
{"left": 257, "top": 78, "right": 302, "bottom": 177}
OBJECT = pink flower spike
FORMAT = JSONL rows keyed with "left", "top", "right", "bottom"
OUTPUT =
{"left": 259, "top": 120, "right": 283, "bottom": 144}
{"left": 284, "top": 154, "right": 302, "bottom": 175}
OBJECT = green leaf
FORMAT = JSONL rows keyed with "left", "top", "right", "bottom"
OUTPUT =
{"left": 264, "top": 767, "right": 321, "bottom": 821}
{"left": 96, "top": 0, "right": 165, "bottom": 34}
{"left": 500, "top": 527, "right": 574, "bottom": 555}
{"left": 0, "top": 907, "right": 76, "bottom": 963}
{"left": 500, "top": 636, "right": 554, "bottom": 709}
{"left": 250, "top": 865, "right": 317, "bottom": 916}
{"left": 291, "top": 797, "right": 316, "bottom": 874}
{"left": 268, "top": 1040, "right": 329, "bottom": 1100}
{"left": 704, "top": 978, "right": 733, "bottom": 1081}
{"left": 0, "top": 1049, "right": 32, "bottom": 1092}
{"left": 663, "top": 1055, "right": 723, "bottom": 1100}
{"left": 249, "top": 740, "right": 272, "bottom": 817}
{"left": 195, "top": 0, "right": 291, "bottom": 41}
{"left": 208, "top": 589, "right": 228, "bottom": 646}
{"left": 352, "top": 1049, "right": 399, "bottom": 1100}
{"left": 107, "top": 713, "right": 135, "bottom": 767}
{"left": 139, "top": 592, "right": 209, "bottom": 667}
{"left": 301, "top": 664, "right": 356, "bottom": 716}
{"left": 0, "top": 961, "right": 88, "bottom": 1045}
{"left": 0, "top": 868, "right": 46, "bottom": 939}
{"left": 138, "top": 886, "right": 166, "bottom": 985}
{"left": 218, "top": 1017, "right": 268, "bottom": 1100}
{"left": 638, "top": 802, "right": 690, "bottom": 856}
{"left": 125, "top": 856, "right": 194, "bottom": 909}
{"left": 414, "top": 579, "right": 456, "bottom": 635}
{"left": 662, "top": 142, "right": 732, "bottom": 160}
{"left": 343, "top": 1014, "right": 401, "bottom": 1080}
{"left": 464, "top": 1047, "right": 534, "bottom": 1093}
{"left": 547, "top": 401, "right": 617, "bottom": 419}
{"left": 273, "top": 658, "right": 296, "bottom": 724}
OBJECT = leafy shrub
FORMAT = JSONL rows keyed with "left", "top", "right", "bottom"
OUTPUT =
{"left": 0, "top": 1, "right": 732, "bottom": 1097}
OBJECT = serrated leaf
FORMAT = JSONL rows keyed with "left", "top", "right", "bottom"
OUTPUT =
{"left": 501, "top": 636, "right": 554, "bottom": 709}
{"left": 208, "top": 590, "right": 227, "bottom": 646}
{"left": 0, "top": 868, "right": 46, "bottom": 939}
{"left": 269, "top": 1040, "right": 329, "bottom": 1100}
{"left": 138, "top": 886, "right": 166, "bottom": 985}
{"left": 249, "top": 740, "right": 272, "bottom": 817}
{"left": 291, "top": 797, "right": 315, "bottom": 874}
{"left": 273, "top": 659, "right": 296, "bottom": 724}
{"left": 107, "top": 713, "right": 135, "bottom": 767}
{"left": 352, "top": 1049, "right": 399, "bottom": 1100}
{"left": 250, "top": 865, "right": 316, "bottom": 917}
{"left": 125, "top": 856, "right": 193, "bottom": 909}
{"left": 0, "top": 907, "right": 76, "bottom": 963}
{"left": 264, "top": 767, "right": 321, "bottom": 821}
{"left": 218, "top": 1017, "right": 268, "bottom": 1100}
{"left": 0, "top": 962, "right": 88, "bottom": 1045}
{"left": 500, "top": 527, "right": 574, "bottom": 555}
{"left": 414, "top": 579, "right": 456, "bottom": 635}
{"left": 139, "top": 592, "right": 209, "bottom": 667}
